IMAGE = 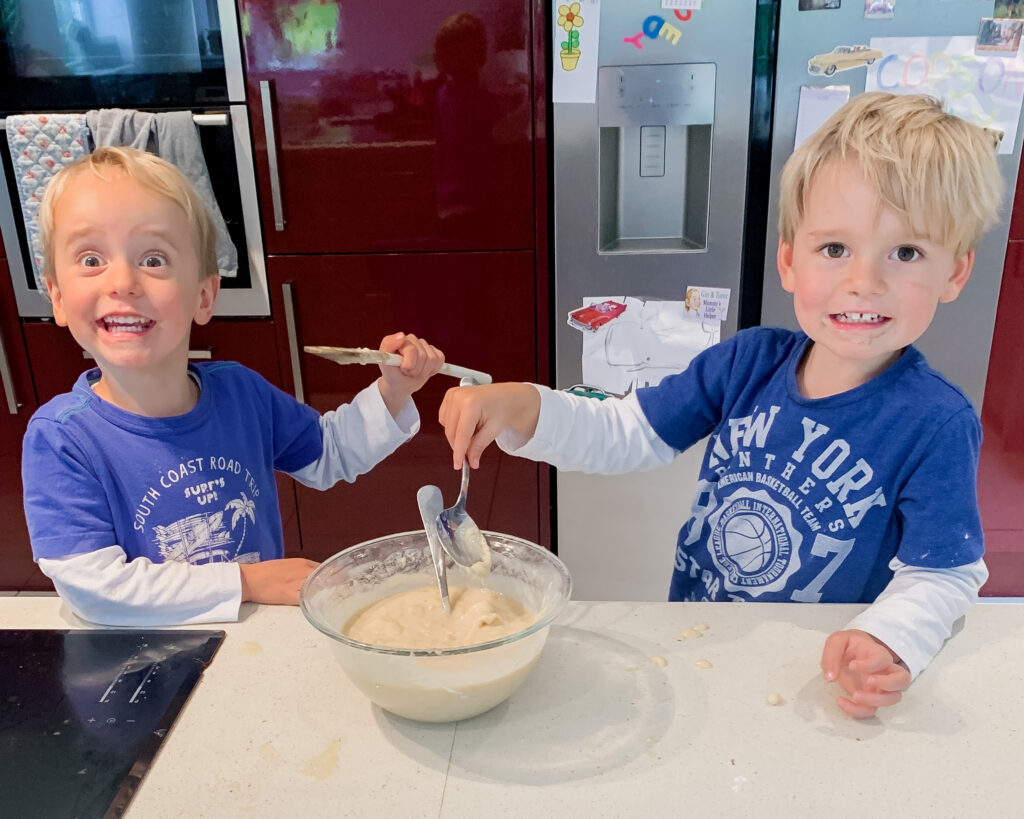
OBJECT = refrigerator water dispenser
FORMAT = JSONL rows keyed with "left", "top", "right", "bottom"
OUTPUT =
{"left": 597, "top": 64, "right": 715, "bottom": 252}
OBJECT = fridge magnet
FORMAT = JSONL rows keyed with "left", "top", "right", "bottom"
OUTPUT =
{"left": 622, "top": 15, "right": 684, "bottom": 51}
{"left": 807, "top": 45, "right": 883, "bottom": 75}
{"left": 661, "top": 0, "right": 702, "bottom": 9}
{"left": 685, "top": 286, "right": 730, "bottom": 322}
{"left": 578, "top": 297, "right": 721, "bottom": 393}
{"left": 557, "top": 3, "right": 585, "bottom": 71}
{"left": 799, "top": 0, "right": 840, "bottom": 9}
{"left": 568, "top": 300, "right": 627, "bottom": 332}
{"left": 976, "top": 18, "right": 1024, "bottom": 54}
{"left": 864, "top": 0, "right": 895, "bottom": 20}
{"left": 553, "top": 0, "right": 600, "bottom": 103}
{"left": 994, "top": 2, "right": 1024, "bottom": 19}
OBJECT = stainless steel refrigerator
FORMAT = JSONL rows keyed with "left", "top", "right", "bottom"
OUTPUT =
{"left": 552, "top": 1, "right": 760, "bottom": 599}
{"left": 760, "top": 0, "right": 1024, "bottom": 415}
{"left": 551, "top": 0, "right": 1024, "bottom": 600}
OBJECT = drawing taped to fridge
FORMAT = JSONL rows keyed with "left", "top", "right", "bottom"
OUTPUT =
{"left": 569, "top": 292, "right": 726, "bottom": 395}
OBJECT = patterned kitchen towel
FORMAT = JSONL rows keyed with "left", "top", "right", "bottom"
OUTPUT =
{"left": 4, "top": 114, "right": 90, "bottom": 292}
{"left": 87, "top": 108, "right": 238, "bottom": 278}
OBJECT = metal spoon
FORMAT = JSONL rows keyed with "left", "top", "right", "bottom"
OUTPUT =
{"left": 436, "top": 379, "right": 491, "bottom": 570}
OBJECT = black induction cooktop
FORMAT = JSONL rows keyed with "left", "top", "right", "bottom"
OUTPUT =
{"left": 0, "top": 629, "right": 224, "bottom": 819}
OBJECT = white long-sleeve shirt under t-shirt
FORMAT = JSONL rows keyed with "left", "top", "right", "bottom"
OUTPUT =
{"left": 499, "top": 380, "right": 986, "bottom": 680}
{"left": 29, "top": 366, "right": 418, "bottom": 627}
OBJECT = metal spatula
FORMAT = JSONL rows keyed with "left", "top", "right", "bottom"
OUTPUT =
{"left": 417, "top": 485, "right": 451, "bottom": 614}
{"left": 305, "top": 346, "right": 492, "bottom": 384}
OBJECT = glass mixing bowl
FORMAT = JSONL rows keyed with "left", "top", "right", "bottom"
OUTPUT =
{"left": 300, "top": 530, "right": 572, "bottom": 722}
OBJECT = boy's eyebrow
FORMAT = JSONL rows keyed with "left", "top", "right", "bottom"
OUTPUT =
{"left": 60, "top": 226, "right": 100, "bottom": 244}
{"left": 60, "top": 225, "right": 183, "bottom": 245}
{"left": 134, "top": 227, "right": 183, "bottom": 245}
{"left": 804, "top": 227, "right": 933, "bottom": 244}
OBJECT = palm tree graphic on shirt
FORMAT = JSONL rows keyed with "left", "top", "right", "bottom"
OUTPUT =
{"left": 226, "top": 492, "right": 256, "bottom": 559}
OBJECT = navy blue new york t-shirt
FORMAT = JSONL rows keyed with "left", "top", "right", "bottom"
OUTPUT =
{"left": 636, "top": 328, "right": 983, "bottom": 604}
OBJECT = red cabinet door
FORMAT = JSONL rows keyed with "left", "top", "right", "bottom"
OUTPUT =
{"left": 21, "top": 319, "right": 303, "bottom": 560}
{"left": 978, "top": 239, "right": 1024, "bottom": 596}
{"left": 0, "top": 260, "right": 47, "bottom": 590}
{"left": 268, "top": 252, "right": 546, "bottom": 561}
{"left": 239, "top": 0, "right": 535, "bottom": 255}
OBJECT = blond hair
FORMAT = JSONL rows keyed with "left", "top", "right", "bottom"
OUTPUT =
{"left": 778, "top": 92, "right": 1004, "bottom": 258}
{"left": 38, "top": 146, "right": 219, "bottom": 282}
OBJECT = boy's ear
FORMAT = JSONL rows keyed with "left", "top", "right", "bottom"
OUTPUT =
{"left": 45, "top": 277, "right": 69, "bottom": 327}
{"left": 940, "top": 250, "right": 975, "bottom": 304}
{"left": 193, "top": 275, "right": 220, "bottom": 326}
{"left": 777, "top": 239, "right": 796, "bottom": 293}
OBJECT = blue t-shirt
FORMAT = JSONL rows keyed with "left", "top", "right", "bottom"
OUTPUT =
{"left": 636, "top": 328, "right": 983, "bottom": 604}
{"left": 22, "top": 361, "right": 323, "bottom": 564}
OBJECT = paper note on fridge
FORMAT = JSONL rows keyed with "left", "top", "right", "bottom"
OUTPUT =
{"left": 865, "top": 35, "right": 1024, "bottom": 154}
{"left": 794, "top": 85, "right": 850, "bottom": 149}
{"left": 553, "top": 0, "right": 601, "bottom": 103}
{"left": 576, "top": 296, "right": 721, "bottom": 395}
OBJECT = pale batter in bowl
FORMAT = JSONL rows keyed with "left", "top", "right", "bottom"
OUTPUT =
{"left": 344, "top": 586, "right": 537, "bottom": 650}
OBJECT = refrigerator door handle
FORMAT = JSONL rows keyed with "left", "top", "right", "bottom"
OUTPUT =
{"left": 282, "top": 281, "right": 305, "bottom": 404}
{"left": 259, "top": 79, "right": 286, "bottom": 231}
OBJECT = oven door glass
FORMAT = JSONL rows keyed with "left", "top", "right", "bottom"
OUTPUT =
{"left": 0, "top": 102, "right": 270, "bottom": 317}
{"left": 0, "top": 0, "right": 229, "bottom": 109}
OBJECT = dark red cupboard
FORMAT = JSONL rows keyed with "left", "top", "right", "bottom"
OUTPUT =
{"left": 0, "top": 257, "right": 46, "bottom": 589}
{"left": 239, "top": 0, "right": 551, "bottom": 559}
{"left": 267, "top": 253, "right": 547, "bottom": 562}
{"left": 238, "top": 0, "right": 539, "bottom": 255}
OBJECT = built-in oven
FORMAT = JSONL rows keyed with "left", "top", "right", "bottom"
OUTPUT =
{"left": 0, "top": 0, "right": 268, "bottom": 318}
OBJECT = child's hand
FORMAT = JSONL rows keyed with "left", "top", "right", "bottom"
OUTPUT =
{"left": 820, "top": 629, "right": 911, "bottom": 718}
{"left": 377, "top": 332, "right": 445, "bottom": 418}
{"left": 439, "top": 382, "right": 541, "bottom": 469}
{"left": 239, "top": 558, "right": 319, "bottom": 605}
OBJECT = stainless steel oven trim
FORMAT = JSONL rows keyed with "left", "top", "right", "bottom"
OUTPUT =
{"left": 0, "top": 161, "right": 47, "bottom": 318}
{"left": 0, "top": 103, "right": 270, "bottom": 318}
{"left": 217, "top": 0, "right": 246, "bottom": 104}
{"left": 221, "top": 102, "right": 270, "bottom": 317}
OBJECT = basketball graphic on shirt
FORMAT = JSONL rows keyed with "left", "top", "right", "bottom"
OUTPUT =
{"left": 721, "top": 512, "right": 774, "bottom": 573}
{"left": 706, "top": 489, "right": 802, "bottom": 597}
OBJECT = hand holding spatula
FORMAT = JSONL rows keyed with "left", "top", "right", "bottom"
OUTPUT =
{"left": 305, "top": 346, "right": 492, "bottom": 384}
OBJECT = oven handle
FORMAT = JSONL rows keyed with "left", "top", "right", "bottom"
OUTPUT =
{"left": 192, "top": 113, "right": 229, "bottom": 127}
{"left": 0, "top": 112, "right": 229, "bottom": 129}
{"left": 0, "top": 328, "right": 20, "bottom": 414}
{"left": 282, "top": 281, "right": 305, "bottom": 404}
{"left": 259, "top": 80, "right": 286, "bottom": 232}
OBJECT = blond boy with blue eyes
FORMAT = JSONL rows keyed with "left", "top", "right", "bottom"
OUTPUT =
{"left": 23, "top": 146, "right": 445, "bottom": 626}
{"left": 439, "top": 93, "right": 1003, "bottom": 717}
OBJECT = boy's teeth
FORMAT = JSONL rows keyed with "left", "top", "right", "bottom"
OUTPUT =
{"left": 103, "top": 316, "right": 151, "bottom": 332}
{"left": 836, "top": 312, "right": 884, "bottom": 323}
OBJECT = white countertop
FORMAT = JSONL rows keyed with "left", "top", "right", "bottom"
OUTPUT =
{"left": 3, "top": 597, "right": 1023, "bottom": 818}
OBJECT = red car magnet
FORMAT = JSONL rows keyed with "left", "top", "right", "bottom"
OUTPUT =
{"left": 568, "top": 300, "right": 627, "bottom": 332}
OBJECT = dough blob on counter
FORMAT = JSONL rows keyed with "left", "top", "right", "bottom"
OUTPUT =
{"left": 344, "top": 586, "right": 537, "bottom": 650}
